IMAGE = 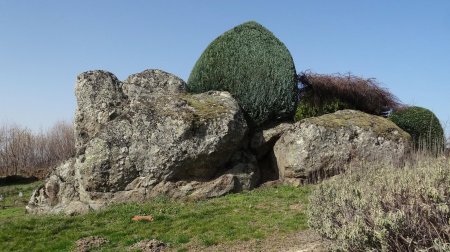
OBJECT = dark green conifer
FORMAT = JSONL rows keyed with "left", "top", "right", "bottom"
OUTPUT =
{"left": 187, "top": 21, "right": 297, "bottom": 126}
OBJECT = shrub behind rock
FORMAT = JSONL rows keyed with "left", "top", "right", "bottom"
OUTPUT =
{"left": 308, "top": 158, "right": 450, "bottom": 251}
{"left": 187, "top": 21, "right": 297, "bottom": 127}
{"left": 296, "top": 72, "right": 399, "bottom": 121}
{"left": 390, "top": 106, "right": 444, "bottom": 153}
{"left": 294, "top": 98, "right": 352, "bottom": 122}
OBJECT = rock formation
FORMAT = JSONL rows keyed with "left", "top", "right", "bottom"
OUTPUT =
{"left": 273, "top": 110, "right": 412, "bottom": 185}
{"left": 27, "top": 69, "right": 254, "bottom": 214}
{"left": 27, "top": 70, "right": 413, "bottom": 215}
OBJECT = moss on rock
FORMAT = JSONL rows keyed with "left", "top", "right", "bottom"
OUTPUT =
{"left": 181, "top": 94, "right": 229, "bottom": 120}
{"left": 304, "top": 110, "right": 411, "bottom": 141}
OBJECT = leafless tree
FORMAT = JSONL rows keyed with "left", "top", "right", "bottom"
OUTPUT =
{"left": 0, "top": 121, "right": 75, "bottom": 178}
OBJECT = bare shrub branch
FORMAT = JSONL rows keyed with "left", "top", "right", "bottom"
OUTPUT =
{"left": 0, "top": 121, "right": 75, "bottom": 178}
{"left": 298, "top": 71, "right": 401, "bottom": 115}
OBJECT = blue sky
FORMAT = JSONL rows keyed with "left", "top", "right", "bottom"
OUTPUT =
{"left": 1, "top": 1, "right": 450, "bottom": 135}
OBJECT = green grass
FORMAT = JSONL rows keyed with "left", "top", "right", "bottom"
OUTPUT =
{"left": 0, "top": 181, "right": 43, "bottom": 219}
{"left": 0, "top": 183, "right": 311, "bottom": 251}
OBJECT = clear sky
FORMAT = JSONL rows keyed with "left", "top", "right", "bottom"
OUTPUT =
{"left": 1, "top": 1, "right": 450, "bottom": 135}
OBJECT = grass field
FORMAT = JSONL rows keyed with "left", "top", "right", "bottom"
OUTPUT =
{"left": 0, "top": 181, "right": 43, "bottom": 219}
{"left": 0, "top": 182, "right": 311, "bottom": 251}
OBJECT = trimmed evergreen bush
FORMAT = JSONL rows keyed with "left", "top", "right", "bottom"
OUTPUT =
{"left": 187, "top": 21, "right": 297, "bottom": 127}
{"left": 390, "top": 106, "right": 444, "bottom": 152}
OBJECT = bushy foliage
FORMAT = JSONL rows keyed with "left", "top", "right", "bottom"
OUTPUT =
{"left": 294, "top": 97, "right": 352, "bottom": 122}
{"left": 390, "top": 106, "right": 444, "bottom": 153}
{"left": 187, "top": 21, "right": 297, "bottom": 127}
{"left": 308, "top": 158, "right": 450, "bottom": 251}
{"left": 296, "top": 71, "right": 399, "bottom": 120}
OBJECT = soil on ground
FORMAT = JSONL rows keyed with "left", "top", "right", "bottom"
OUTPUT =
{"left": 179, "top": 229, "right": 332, "bottom": 252}
{"left": 73, "top": 236, "right": 109, "bottom": 252}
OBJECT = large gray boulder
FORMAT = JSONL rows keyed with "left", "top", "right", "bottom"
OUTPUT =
{"left": 27, "top": 69, "right": 249, "bottom": 214}
{"left": 273, "top": 110, "right": 412, "bottom": 185}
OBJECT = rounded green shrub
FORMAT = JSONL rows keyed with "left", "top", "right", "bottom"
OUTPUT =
{"left": 389, "top": 106, "right": 444, "bottom": 152}
{"left": 187, "top": 21, "right": 297, "bottom": 127}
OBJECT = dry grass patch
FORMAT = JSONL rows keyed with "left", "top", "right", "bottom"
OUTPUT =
{"left": 309, "top": 156, "right": 450, "bottom": 251}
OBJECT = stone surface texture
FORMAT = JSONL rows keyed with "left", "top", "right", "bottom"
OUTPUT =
{"left": 27, "top": 70, "right": 414, "bottom": 215}
{"left": 27, "top": 69, "right": 250, "bottom": 214}
{"left": 273, "top": 110, "right": 412, "bottom": 185}
{"left": 250, "top": 123, "right": 292, "bottom": 159}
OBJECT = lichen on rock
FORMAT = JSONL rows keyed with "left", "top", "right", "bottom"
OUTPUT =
{"left": 26, "top": 70, "right": 414, "bottom": 215}
{"left": 273, "top": 110, "right": 412, "bottom": 185}
{"left": 303, "top": 109, "right": 411, "bottom": 141}
{"left": 27, "top": 69, "right": 251, "bottom": 214}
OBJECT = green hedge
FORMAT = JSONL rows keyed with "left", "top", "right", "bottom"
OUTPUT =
{"left": 390, "top": 106, "right": 444, "bottom": 152}
{"left": 294, "top": 98, "right": 352, "bottom": 122}
{"left": 187, "top": 21, "right": 297, "bottom": 127}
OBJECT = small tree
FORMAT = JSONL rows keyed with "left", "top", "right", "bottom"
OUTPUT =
{"left": 188, "top": 21, "right": 298, "bottom": 127}
{"left": 0, "top": 121, "right": 75, "bottom": 178}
